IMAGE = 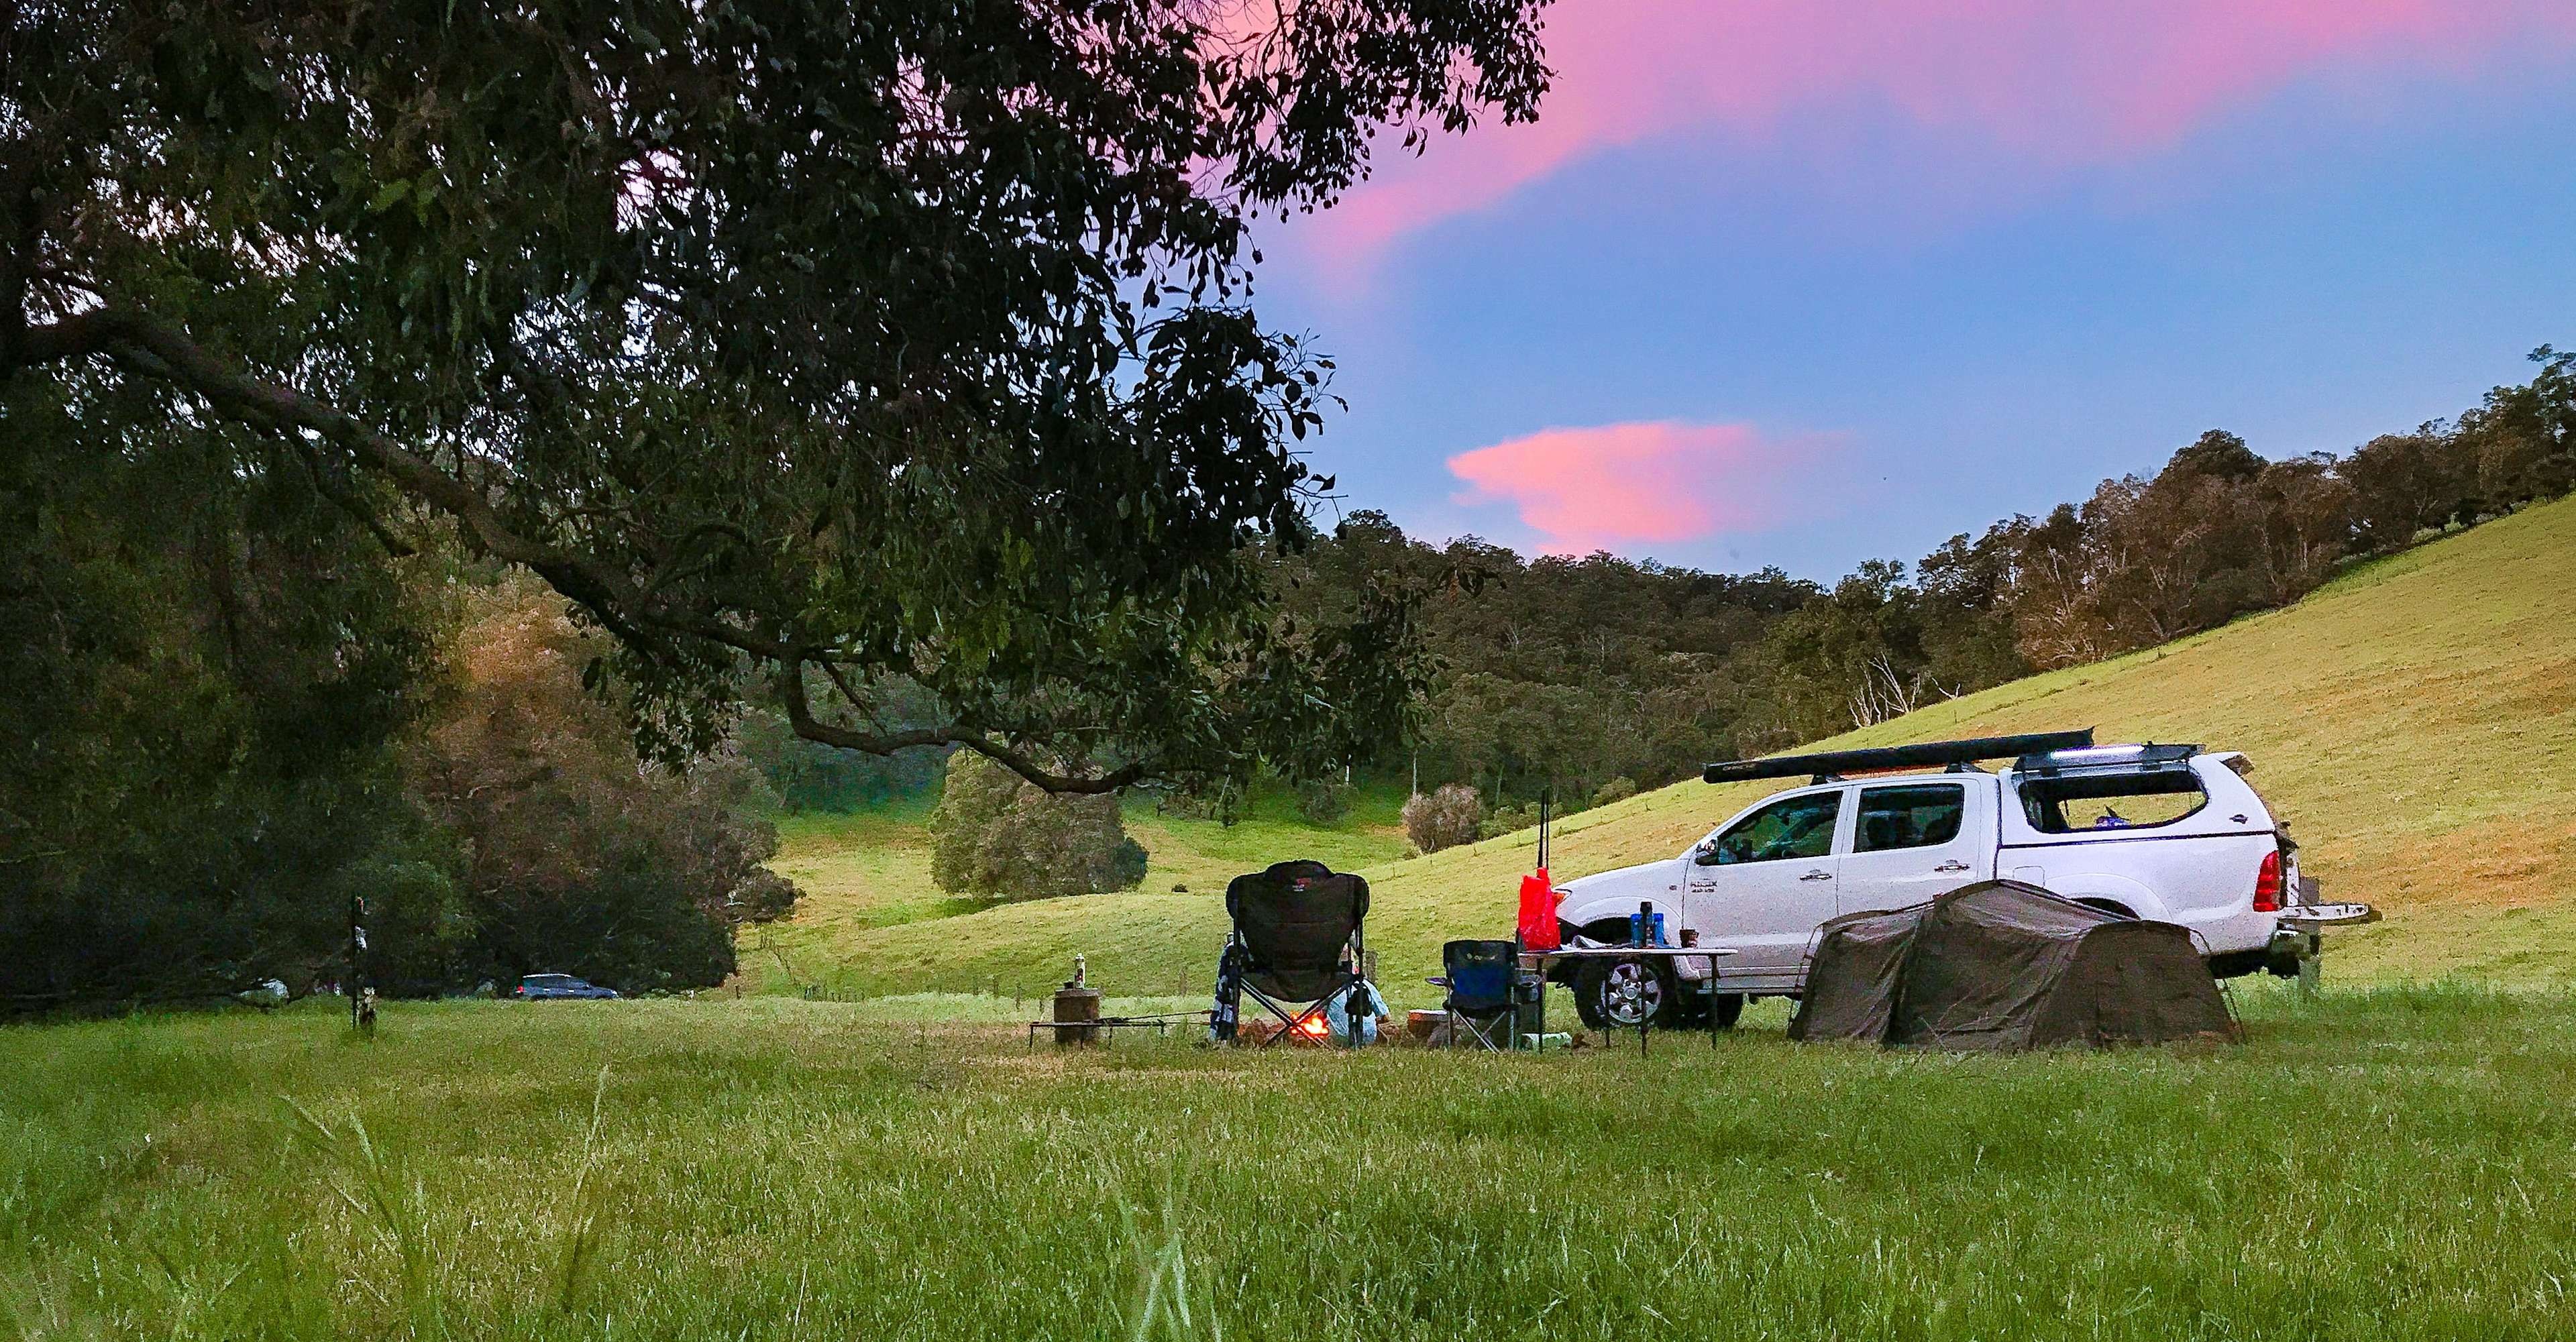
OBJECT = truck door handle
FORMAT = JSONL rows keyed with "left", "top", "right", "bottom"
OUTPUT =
{"left": 1800, "top": 869, "right": 1833, "bottom": 881}
{"left": 1934, "top": 860, "right": 1970, "bottom": 873}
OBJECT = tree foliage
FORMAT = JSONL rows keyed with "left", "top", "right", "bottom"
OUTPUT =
{"left": 1273, "top": 510, "right": 1811, "bottom": 801}
{"left": 1295, "top": 777, "right": 1352, "bottom": 825}
{"left": 928, "top": 752, "right": 1148, "bottom": 901}
{"left": 0, "top": 374, "right": 444, "bottom": 1011}
{"left": 5, "top": 0, "right": 1548, "bottom": 793}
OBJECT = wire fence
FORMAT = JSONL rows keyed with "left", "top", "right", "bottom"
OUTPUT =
{"left": 793, "top": 968, "right": 1203, "bottom": 1013}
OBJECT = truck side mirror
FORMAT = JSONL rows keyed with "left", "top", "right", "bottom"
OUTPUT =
{"left": 1693, "top": 844, "right": 1725, "bottom": 866}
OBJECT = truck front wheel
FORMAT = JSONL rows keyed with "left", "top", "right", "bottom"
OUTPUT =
{"left": 1572, "top": 957, "right": 1684, "bottom": 1030}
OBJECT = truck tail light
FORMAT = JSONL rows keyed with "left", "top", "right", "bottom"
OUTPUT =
{"left": 2253, "top": 850, "right": 2283, "bottom": 913}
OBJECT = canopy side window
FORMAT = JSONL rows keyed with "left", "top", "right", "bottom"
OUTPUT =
{"left": 2014, "top": 769, "right": 2208, "bottom": 834}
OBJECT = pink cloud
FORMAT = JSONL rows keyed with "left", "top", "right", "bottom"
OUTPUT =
{"left": 1313, "top": 0, "right": 2576, "bottom": 262}
{"left": 1447, "top": 420, "right": 1839, "bottom": 554}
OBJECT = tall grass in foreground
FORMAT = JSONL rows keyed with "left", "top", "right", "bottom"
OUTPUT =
{"left": 5, "top": 988, "right": 2575, "bottom": 1340}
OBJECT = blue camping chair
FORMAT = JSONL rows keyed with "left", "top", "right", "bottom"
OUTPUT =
{"left": 1438, "top": 940, "right": 1519, "bottom": 1052}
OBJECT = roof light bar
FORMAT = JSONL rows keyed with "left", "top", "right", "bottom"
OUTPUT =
{"left": 2015, "top": 741, "right": 2200, "bottom": 775}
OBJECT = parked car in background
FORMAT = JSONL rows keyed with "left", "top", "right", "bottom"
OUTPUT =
{"left": 1550, "top": 735, "right": 2373, "bottom": 1029}
{"left": 515, "top": 973, "right": 619, "bottom": 1000}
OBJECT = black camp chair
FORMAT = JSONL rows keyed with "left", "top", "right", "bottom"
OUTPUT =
{"left": 1210, "top": 860, "right": 1369, "bottom": 1047}
{"left": 1437, "top": 940, "right": 1517, "bottom": 1052}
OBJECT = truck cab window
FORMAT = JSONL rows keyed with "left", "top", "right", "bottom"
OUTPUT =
{"left": 1709, "top": 792, "right": 1842, "bottom": 864}
{"left": 1854, "top": 784, "right": 1965, "bottom": 852}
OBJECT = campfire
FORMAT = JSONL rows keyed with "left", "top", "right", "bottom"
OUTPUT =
{"left": 1238, "top": 1013, "right": 1336, "bottom": 1046}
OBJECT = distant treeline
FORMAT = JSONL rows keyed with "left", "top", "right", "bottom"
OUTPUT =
{"left": 1264, "top": 347, "right": 2576, "bottom": 807}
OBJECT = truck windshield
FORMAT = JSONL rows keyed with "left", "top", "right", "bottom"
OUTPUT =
{"left": 1712, "top": 792, "right": 1842, "bottom": 863}
{"left": 2015, "top": 770, "right": 2207, "bottom": 833}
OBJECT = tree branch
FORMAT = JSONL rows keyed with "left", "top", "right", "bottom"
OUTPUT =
{"left": 290, "top": 439, "right": 419, "bottom": 558}
{"left": 775, "top": 660, "right": 1143, "bottom": 794}
{"left": 22, "top": 306, "right": 1154, "bottom": 795}
{"left": 21, "top": 308, "right": 794, "bottom": 661}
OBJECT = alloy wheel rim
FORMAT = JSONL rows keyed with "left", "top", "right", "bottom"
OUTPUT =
{"left": 1602, "top": 961, "right": 1662, "bottom": 1025}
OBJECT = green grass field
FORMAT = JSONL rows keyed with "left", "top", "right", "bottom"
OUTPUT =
{"left": 9, "top": 502, "right": 2571, "bottom": 1340}
{"left": 769, "top": 494, "right": 2576, "bottom": 1002}
{"left": 8, "top": 986, "right": 2576, "bottom": 1340}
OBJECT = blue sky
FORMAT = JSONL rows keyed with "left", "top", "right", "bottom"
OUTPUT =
{"left": 1246, "top": 3, "right": 2576, "bottom": 579}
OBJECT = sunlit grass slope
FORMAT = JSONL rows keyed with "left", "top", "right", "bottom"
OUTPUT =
{"left": 782, "top": 496, "right": 2576, "bottom": 999}
{"left": 752, "top": 781, "right": 1409, "bottom": 997}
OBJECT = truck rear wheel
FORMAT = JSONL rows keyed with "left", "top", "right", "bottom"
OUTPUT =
{"left": 1571, "top": 957, "right": 1683, "bottom": 1030}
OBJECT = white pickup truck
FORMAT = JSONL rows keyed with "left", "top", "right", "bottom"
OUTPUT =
{"left": 1551, "top": 735, "right": 2373, "bottom": 1029}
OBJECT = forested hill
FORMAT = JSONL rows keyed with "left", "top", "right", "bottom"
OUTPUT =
{"left": 745, "top": 347, "right": 2573, "bottom": 818}
{"left": 1256, "top": 349, "right": 2574, "bottom": 808}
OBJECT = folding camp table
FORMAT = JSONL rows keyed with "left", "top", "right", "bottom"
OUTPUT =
{"left": 1519, "top": 946, "right": 1742, "bottom": 1056}
{"left": 1025, "top": 1013, "right": 1200, "bottom": 1047}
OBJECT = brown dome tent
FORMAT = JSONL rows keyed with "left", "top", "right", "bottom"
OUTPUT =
{"left": 1788, "top": 880, "right": 2236, "bottom": 1050}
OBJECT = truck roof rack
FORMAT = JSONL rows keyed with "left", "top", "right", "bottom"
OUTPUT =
{"left": 1703, "top": 730, "right": 2096, "bottom": 785}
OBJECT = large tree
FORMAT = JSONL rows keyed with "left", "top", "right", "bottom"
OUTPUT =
{"left": 5, "top": 0, "right": 1547, "bottom": 791}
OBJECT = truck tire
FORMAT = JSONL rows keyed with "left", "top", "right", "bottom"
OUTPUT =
{"left": 1571, "top": 956, "right": 1683, "bottom": 1030}
{"left": 1664, "top": 989, "right": 1747, "bottom": 1029}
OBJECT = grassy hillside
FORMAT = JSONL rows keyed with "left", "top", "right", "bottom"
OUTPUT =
{"left": 751, "top": 781, "right": 1411, "bottom": 997}
{"left": 10, "top": 989, "right": 2576, "bottom": 1340}
{"left": 772, "top": 496, "right": 2576, "bottom": 999}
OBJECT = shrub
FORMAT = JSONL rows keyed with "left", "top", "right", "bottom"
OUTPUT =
{"left": 1591, "top": 777, "right": 1638, "bottom": 808}
{"left": 1401, "top": 785, "right": 1483, "bottom": 854}
{"left": 1296, "top": 778, "right": 1352, "bottom": 825}
{"left": 1479, "top": 801, "right": 1543, "bottom": 841}
{"left": 930, "top": 752, "right": 1150, "bottom": 900}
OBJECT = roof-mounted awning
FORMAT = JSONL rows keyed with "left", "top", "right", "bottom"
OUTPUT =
{"left": 1703, "top": 729, "right": 2098, "bottom": 785}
